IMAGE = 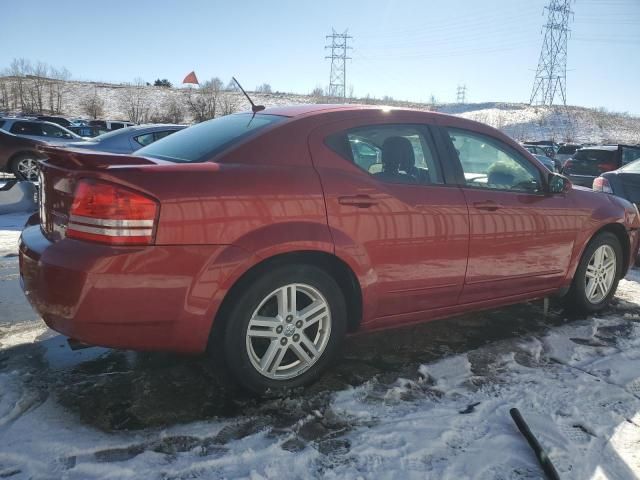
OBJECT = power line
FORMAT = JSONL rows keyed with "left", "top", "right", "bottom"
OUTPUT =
{"left": 325, "top": 29, "right": 352, "bottom": 99}
{"left": 456, "top": 84, "right": 467, "bottom": 104}
{"left": 530, "top": 0, "right": 574, "bottom": 106}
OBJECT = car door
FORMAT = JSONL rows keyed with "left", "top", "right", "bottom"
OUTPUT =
{"left": 309, "top": 118, "right": 469, "bottom": 325}
{"left": 440, "top": 126, "right": 578, "bottom": 303}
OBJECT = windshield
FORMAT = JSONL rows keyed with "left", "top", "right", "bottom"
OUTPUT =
{"left": 135, "top": 114, "right": 286, "bottom": 163}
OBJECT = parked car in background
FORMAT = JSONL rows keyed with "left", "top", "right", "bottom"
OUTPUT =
{"left": 522, "top": 144, "right": 549, "bottom": 157}
{"left": 0, "top": 129, "right": 46, "bottom": 181}
{"left": 19, "top": 105, "right": 640, "bottom": 393}
{"left": 67, "top": 125, "right": 109, "bottom": 138}
{"left": 69, "top": 118, "right": 89, "bottom": 126}
{"left": 89, "top": 119, "right": 135, "bottom": 131}
{"left": 0, "top": 118, "right": 84, "bottom": 145}
{"left": 594, "top": 159, "right": 640, "bottom": 265}
{"left": 533, "top": 153, "right": 557, "bottom": 172}
{"left": 63, "top": 124, "right": 186, "bottom": 154}
{"left": 563, "top": 144, "right": 640, "bottom": 188}
{"left": 36, "top": 115, "right": 73, "bottom": 127}
{"left": 555, "top": 144, "right": 582, "bottom": 167}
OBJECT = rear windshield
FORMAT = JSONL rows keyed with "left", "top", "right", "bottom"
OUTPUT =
{"left": 135, "top": 114, "right": 286, "bottom": 163}
{"left": 573, "top": 149, "right": 615, "bottom": 163}
{"left": 620, "top": 159, "right": 640, "bottom": 173}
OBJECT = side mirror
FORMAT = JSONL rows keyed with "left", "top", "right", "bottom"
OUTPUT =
{"left": 548, "top": 172, "right": 572, "bottom": 194}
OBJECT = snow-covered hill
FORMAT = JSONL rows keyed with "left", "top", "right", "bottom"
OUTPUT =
{"left": 2, "top": 77, "right": 639, "bottom": 144}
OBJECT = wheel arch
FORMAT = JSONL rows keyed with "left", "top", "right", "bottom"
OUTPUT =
{"left": 207, "top": 250, "right": 363, "bottom": 352}
{"left": 596, "top": 222, "right": 631, "bottom": 276}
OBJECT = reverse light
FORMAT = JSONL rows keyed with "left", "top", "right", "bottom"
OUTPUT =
{"left": 592, "top": 176, "right": 613, "bottom": 194}
{"left": 66, "top": 179, "right": 158, "bottom": 245}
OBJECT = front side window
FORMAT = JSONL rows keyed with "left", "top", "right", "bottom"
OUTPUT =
{"left": 448, "top": 129, "right": 542, "bottom": 192}
{"left": 326, "top": 124, "right": 443, "bottom": 185}
{"left": 40, "top": 123, "right": 66, "bottom": 138}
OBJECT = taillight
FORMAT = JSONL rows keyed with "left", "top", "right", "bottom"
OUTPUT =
{"left": 67, "top": 179, "right": 158, "bottom": 245}
{"left": 592, "top": 176, "right": 613, "bottom": 194}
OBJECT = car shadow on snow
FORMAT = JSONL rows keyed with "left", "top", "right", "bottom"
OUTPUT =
{"left": 5, "top": 298, "right": 585, "bottom": 433}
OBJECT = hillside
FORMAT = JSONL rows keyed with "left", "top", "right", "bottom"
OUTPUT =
{"left": 1, "top": 77, "right": 639, "bottom": 144}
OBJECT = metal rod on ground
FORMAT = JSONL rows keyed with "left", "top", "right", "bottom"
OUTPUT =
{"left": 509, "top": 408, "right": 561, "bottom": 480}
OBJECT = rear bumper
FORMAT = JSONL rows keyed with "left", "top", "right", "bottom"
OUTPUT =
{"left": 19, "top": 225, "right": 244, "bottom": 353}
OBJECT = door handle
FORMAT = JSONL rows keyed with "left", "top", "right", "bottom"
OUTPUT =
{"left": 338, "top": 195, "right": 379, "bottom": 208}
{"left": 473, "top": 200, "right": 501, "bottom": 211}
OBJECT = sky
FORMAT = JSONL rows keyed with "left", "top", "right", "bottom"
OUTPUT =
{"left": 3, "top": 0, "right": 640, "bottom": 113}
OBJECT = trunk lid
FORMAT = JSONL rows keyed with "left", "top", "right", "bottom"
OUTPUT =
{"left": 38, "top": 147, "right": 158, "bottom": 241}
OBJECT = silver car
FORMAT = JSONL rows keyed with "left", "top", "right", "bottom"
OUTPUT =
{"left": 64, "top": 124, "right": 185, "bottom": 154}
{"left": 0, "top": 118, "right": 84, "bottom": 145}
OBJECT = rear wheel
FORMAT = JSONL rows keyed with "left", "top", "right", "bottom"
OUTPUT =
{"left": 565, "top": 232, "right": 622, "bottom": 313}
{"left": 11, "top": 154, "right": 40, "bottom": 181}
{"left": 221, "top": 264, "right": 347, "bottom": 394}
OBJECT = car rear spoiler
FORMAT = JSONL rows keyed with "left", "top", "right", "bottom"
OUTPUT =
{"left": 38, "top": 145, "right": 156, "bottom": 170}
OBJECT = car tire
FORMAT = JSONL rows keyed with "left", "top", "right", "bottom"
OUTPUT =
{"left": 221, "top": 264, "right": 347, "bottom": 394}
{"left": 11, "top": 153, "right": 40, "bottom": 182}
{"left": 565, "top": 232, "right": 622, "bottom": 313}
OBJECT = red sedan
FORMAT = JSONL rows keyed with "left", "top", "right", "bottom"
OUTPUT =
{"left": 19, "top": 105, "right": 640, "bottom": 393}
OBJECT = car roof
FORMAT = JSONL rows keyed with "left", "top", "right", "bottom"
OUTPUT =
{"left": 580, "top": 145, "right": 619, "bottom": 151}
{"left": 258, "top": 103, "right": 429, "bottom": 118}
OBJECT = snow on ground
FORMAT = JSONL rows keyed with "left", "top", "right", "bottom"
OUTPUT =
{"left": 1, "top": 212, "right": 640, "bottom": 479}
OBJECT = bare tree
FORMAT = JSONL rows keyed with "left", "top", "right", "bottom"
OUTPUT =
{"left": 255, "top": 83, "right": 272, "bottom": 94}
{"left": 150, "top": 95, "right": 185, "bottom": 123}
{"left": 9, "top": 58, "right": 32, "bottom": 112}
{"left": 218, "top": 93, "right": 239, "bottom": 116}
{"left": 184, "top": 77, "right": 223, "bottom": 122}
{"left": 119, "top": 79, "right": 150, "bottom": 123}
{"left": 47, "top": 67, "right": 71, "bottom": 113}
{"left": 81, "top": 87, "right": 105, "bottom": 119}
{"left": 225, "top": 78, "right": 239, "bottom": 92}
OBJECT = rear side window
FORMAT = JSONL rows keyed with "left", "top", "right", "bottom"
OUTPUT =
{"left": 134, "top": 132, "right": 155, "bottom": 146}
{"left": 570, "top": 149, "right": 616, "bottom": 176}
{"left": 0, "top": 120, "right": 4, "bottom": 128}
{"left": 10, "top": 121, "right": 42, "bottom": 136}
{"left": 153, "top": 129, "right": 177, "bottom": 141}
{"left": 136, "top": 114, "right": 285, "bottom": 163}
{"left": 325, "top": 124, "right": 443, "bottom": 185}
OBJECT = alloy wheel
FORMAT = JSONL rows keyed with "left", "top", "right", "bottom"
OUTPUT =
{"left": 17, "top": 158, "right": 39, "bottom": 181}
{"left": 245, "top": 283, "right": 332, "bottom": 380}
{"left": 585, "top": 244, "right": 616, "bottom": 304}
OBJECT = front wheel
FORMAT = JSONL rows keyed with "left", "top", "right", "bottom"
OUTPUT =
{"left": 565, "top": 232, "right": 622, "bottom": 313}
{"left": 221, "top": 264, "right": 347, "bottom": 394}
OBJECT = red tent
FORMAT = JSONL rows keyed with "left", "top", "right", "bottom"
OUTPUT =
{"left": 182, "top": 71, "right": 199, "bottom": 85}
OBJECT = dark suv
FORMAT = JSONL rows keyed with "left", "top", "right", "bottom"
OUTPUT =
{"left": 562, "top": 144, "right": 640, "bottom": 188}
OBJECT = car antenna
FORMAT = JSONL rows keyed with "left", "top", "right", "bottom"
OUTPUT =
{"left": 232, "top": 77, "right": 265, "bottom": 114}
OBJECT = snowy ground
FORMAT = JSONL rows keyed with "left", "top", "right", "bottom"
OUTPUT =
{"left": 2, "top": 212, "right": 640, "bottom": 479}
